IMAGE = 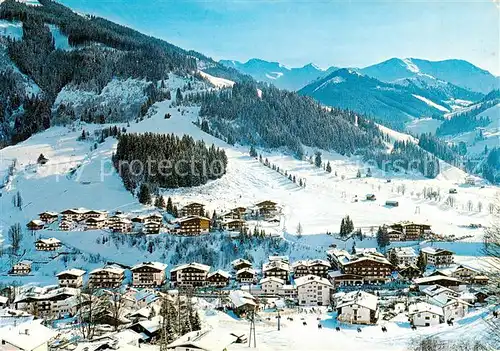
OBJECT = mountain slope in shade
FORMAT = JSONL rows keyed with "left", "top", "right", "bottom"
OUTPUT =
{"left": 299, "top": 68, "right": 455, "bottom": 129}
{"left": 220, "top": 58, "right": 336, "bottom": 91}
{"left": 360, "top": 58, "right": 499, "bottom": 94}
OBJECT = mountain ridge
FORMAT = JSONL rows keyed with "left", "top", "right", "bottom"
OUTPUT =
{"left": 219, "top": 58, "right": 337, "bottom": 91}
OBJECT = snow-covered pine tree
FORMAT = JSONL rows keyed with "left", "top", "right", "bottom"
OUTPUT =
{"left": 249, "top": 145, "right": 257, "bottom": 157}
{"left": 314, "top": 152, "right": 322, "bottom": 168}
{"left": 166, "top": 197, "right": 174, "bottom": 214}
{"left": 155, "top": 196, "right": 166, "bottom": 208}
{"left": 138, "top": 183, "right": 152, "bottom": 204}
{"left": 416, "top": 250, "right": 426, "bottom": 272}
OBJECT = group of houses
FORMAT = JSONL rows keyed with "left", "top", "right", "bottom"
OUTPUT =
{"left": 328, "top": 248, "right": 394, "bottom": 286}
{"left": 386, "top": 222, "right": 432, "bottom": 241}
{"left": 0, "top": 287, "right": 247, "bottom": 351}
{"left": 1, "top": 245, "right": 494, "bottom": 344}
{"left": 26, "top": 199, "right": 280, "bottom": 239}
{"left": 29, "top": 209, "right": 163, "bottom": 235}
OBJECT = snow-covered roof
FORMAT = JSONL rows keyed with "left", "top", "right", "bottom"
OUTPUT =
{"left": 408, "top": 302, "right": 443, "bottom": 316}
{"left": 455, "top": 264, "right": 481, "bottom": 274}
{"left": 28, "top": 219, "right": 45, "bottom": 226}
{"left": 36, "top": 237, "right": 61, "bottom": 245}
{"left": 291, "top": 260, "right": 309, "bottom": 268}
{"left": 421, "top": 247, "right": 453, "bottom": 255}
{"left": 459, "top": 292, "right": 477, "bottom": 302}
{"left": 295, "top": 275, "right": 332, "bottom": 288}
{"left": 86, "top": 216, "right": 107, "bottom": 222}
{"left": 167, "top": 329, "right": 238, "bottom": 351}
{"left": 259, "top": 276, "right": 285, "bottom": 285}
{"left": 263, "top": 260, "right": 290, "bottom": 272}
{"left": 327, "top": 249, "right": 352, "bottom": 264}
{"left": 236, "top": 267, "right": 256, "bottom": 276}
{"left": 414, "top": 276, "right": 463, "bottom": 285}
{"left": 56, "top": 268, "right": 86, "bottom": 277}
{"left": 421, "top": 284, "right": 458, "bottom": 298}
{"left": 308, "top": 259, "right": 330, "bottom": 267}
{"left": 134, "top": 315, "right": 162, "bottom": 334}
{"left": 61, "top": 207, "right": 88, "bottom": 214}
{"left": 429, "top": 295, "right": 471, "bottom": 308}
{"left": 38, "top": 211, "right": 58, "bottom": 216}
{"left": 1, "top": 320, "right": 57, "bottom": 350}
{"left": 172, "top": 215, "right": 210, "bottom": 223}
{"left": 131, "top": 262, "right": 167, "bottom": 271}
{"left": 145, "top": 212, "right": 163, "bottom": 220}
{"left": 269, "top": 255, "right": 289, "bottom": 263}
{"left": 85, "top": 210, "right": 108, "bottom": 215}
{"left": 182, "top": 202, "right": 205, "bottom": 207}
{"left": 229, "top": 290, "right": 256, "bottom": 308}
{"left": 207, "top": 270, "right": 231, "bottom": 279}
{"left": 231, "top": 258, "right": 252, "bottom": 266}
{"left": 171, "top": 262, "right": 210, "bottom": 273}
{"left": 292, "top": 259, "right": 330, "bottom": 268}
{"left": 354, "top": 247, "right": 378, "bottom": 255}
{"left": 14, "top": 287, "right": 79, "bottom": 303}
{"left": 336, "top": 291, "right": 378, "bottom": 311}
{"left": 344, "top": 255, "right": 391, "bottom": 266}
{"left": 113, "top": 329, "right": 144, "bottom": 346}
{"left": 222, "top": 218, "right": 245, "bottom": 224}
{"left": 391, "top": 247, "right": 417, "bottom": 257}
{"left": 90, "top": 266, "right": 125, "bottom": 275}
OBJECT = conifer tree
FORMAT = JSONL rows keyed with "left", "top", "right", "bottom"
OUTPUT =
{"left": 155, "top": 195, "right": 166, "bottom": 208}
{"left": 249, "top": 145, "right": 257, "bottom": 157}
{"left": 388, "top": 249, "right": 399, "bottom": 266}
{"left": 326, "top": 161, "right": 332, "bottom": 173}
{"left": 296, "top": 222, "right": 303, "bottom": 238}
{"left": 314, "top": 152, "right": 322, "bottom": 168}
{"left": 376, "top": 226, "right": 390, "bottom": 252}
{"left": 176, "top": 88, "right": 183, "bottom": 102}
{"left": 417, "top": 250, "right": 426, "bottom": 272}
{"left": 138, "top": 183, "right": 152, "bottom": 205}
{"left": 166, "top": 197, "right": 174, "bottom": 215}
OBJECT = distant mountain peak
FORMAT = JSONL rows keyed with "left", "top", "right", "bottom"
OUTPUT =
{"left": 361, "top": 58, "right": 499, "bottom": 93}
{"left": 219, "top": 58, "right": 336, "bottom": 90}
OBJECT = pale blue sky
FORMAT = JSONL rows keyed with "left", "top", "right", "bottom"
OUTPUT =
{"left": 59, "top": 0, "right": 500, "bottom": 75}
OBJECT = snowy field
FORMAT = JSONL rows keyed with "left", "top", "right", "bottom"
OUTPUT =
{"left": 197, "top": 300, "right": 495, "bottom": 351}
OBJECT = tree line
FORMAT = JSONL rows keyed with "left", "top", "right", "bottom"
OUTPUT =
{"left": 364, "top": 140, "right": 440, "bottom": 178}
{"left": 184, "top": 81, "right": 386, "bottom": 159}
{"left": 0, "top": 0, "right": 247, "bottom": 145}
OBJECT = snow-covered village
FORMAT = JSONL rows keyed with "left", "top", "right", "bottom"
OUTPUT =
{"left": 0, "top": 1, "right": 499, "bottom": 351}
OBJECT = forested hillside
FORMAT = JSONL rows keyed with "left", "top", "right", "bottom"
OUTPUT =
{"left": 482, "top": 147, "right": 500, "bottom": 184}
{"left": 436, "top": 90, "right": 499, "bottom": 136}
{"left": 298, "top": 69, "right": 450, "bottom": 130}
{"left": 185, "top": 81, "right": 386, "bottom": 158}
{"left": 0, "top": 0, "right": 247, "bottom": 145}
{"left": 364, "top": 140, "right": 441, "bottom": 179}
{"left": 418, "top": 133, "right": 462, "bottom": 167}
